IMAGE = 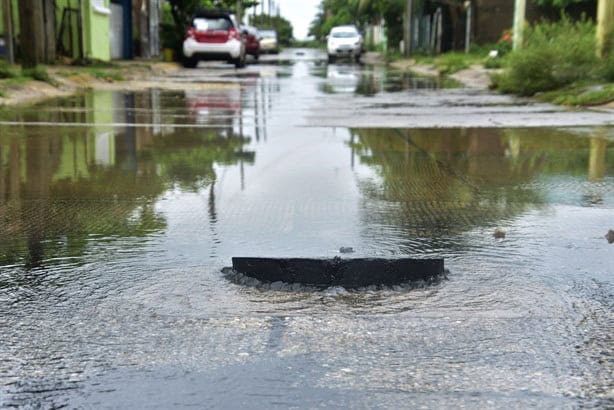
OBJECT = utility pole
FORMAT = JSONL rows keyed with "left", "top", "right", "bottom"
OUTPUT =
{"left": 403, "top": 0, "right": 413, "bottom": 57}
{"left": 236, "top": 0, "right": 242, "bottom": 25}
{"left": 596, "top": 0, "right": 614, "bottom": 58}
{"left": 18, "top": 0, "right": 45, "bottom": 67}
{"left": 513, "top": 0, "right": 526, "bottom": 50}
{"left": 464, "top": 1, "right": 472, "bottom": 54}
{"left": 2, "top": 0, "right": 14, "bottom": 64}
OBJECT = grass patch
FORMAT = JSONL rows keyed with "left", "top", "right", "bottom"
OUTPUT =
{"left": 22, "top": 66, "right": 60, "bottom": 87}
{"left": 540, "top": 84, "right": 614, "bottom": 106}
{"left": 411, "top": 51, "right": 486, "bottom": 75}
{"left": 72, "top": 58, "right": 121, "bottom": 69}
{"left": 2, "top": 76, "right": 31, "bottom": 87}
{"left": 433, "top": 52, "right": 471, "bottom": 74}
{"left": 89, "top": 70, "right": 125, "bottom": 82}
{"left": 0, "top": 89, "right": 6, "bottom": 98}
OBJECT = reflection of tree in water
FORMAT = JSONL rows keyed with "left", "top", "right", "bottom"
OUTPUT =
{"left": 151, "top": 129, "right": 253, "bottom": 192}
{"left": 0, "top": 92, "right": 254, "bottom": 269}
{"left": 350, "top": 127, "right": 612, "bottom": 238}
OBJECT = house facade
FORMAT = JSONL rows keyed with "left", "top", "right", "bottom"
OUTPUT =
{"left": 1, "top": 0, "right": 161, "bottom": 63}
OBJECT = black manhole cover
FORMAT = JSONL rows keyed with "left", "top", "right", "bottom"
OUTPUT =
{"left": 227, "top": 257, "right": 445, "bottom": 289}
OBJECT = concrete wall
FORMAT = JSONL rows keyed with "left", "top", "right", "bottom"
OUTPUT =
{"left": 473, "top": 0, "right": 596, "bottom": 45}
{"left": 474, "top": 0, "right": 543, "bottom": 44}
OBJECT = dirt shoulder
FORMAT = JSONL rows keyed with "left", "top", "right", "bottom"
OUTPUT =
{"left": 390, "top": 58, "right": 495, "bottom": 90}
{"left": 0, "top": 61, "right": 236, "bottom": 106}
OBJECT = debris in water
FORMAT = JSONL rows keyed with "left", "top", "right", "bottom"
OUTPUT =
{"left": 339, "top": 247, "right": 354, "bottom": 253}
{"left": 606, "top": 230, "right": 614, "bottom": 244}
{"left": 493, "top": 228, "right": 506, "bottom": 239}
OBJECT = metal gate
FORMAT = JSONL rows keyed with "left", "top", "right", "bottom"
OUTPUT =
{"left": 110, "top": 3, "right": 124, "bottom": 59}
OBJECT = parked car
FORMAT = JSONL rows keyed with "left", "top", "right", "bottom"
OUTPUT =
{"left": 258, "top": 29, "right": 279, "bottom": 54}
{"left": 242, "top": 26, "right": 261, "bottom": 60}
{"left": 327, "top": 25, "right": 363, "bottom": 64}
{"left": 182, "top": 9, "right": 246, "bottom": 69}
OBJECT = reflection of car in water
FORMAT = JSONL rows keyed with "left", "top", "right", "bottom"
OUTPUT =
{"left": 186, "top": 89, "right": 242, "bottom": 132}
{"left": 325, "top": 64, "right": 360, "bottom": 94}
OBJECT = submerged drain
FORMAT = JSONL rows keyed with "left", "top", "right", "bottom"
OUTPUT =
{"left": 227, "top": 257, "right": 444, "bottom": 289}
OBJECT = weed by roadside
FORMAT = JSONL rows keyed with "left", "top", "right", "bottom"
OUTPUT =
{"left": 492, "top": 17, "right": 608, "bottom": 97}
{"left": 540, "top": 83, "right": 614, "bottom": 106}
{"left": 22, "top": 66, "right": 60, "bottom": 87}
{"left": 90, "top": 70, "right": 125, "bottom": 82}
{"left": 408, "top": 50, "right": 492, "bottom": 75}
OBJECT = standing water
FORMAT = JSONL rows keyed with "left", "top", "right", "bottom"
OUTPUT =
{"left": 0, "top": 50, "right": 612, "bottom": 408}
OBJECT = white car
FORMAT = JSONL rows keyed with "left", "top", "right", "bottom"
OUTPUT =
{"left": 259, "top": 29, "right": 279, "bottom": 54}
{"left": 327, "top": 25, "right": 363, "bottom": 63}
{"left": 182, "top": 9, "right": 246, "bottom": 69}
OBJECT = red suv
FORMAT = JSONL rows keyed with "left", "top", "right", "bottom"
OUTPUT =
{"left": 182, "top": 9, "right": 247, "bottom": 69}
{"left": 243, "top": 26, "right": 261, "bottom": 60}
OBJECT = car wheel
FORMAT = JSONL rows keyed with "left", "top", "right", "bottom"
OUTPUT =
{"left": 234, "top": 53, "right": 246, "bottom": 69}
{"left": 182, "top": 56, "right": 198, "bottom": 69}
{"left": 254, "top": 53, "right": 259, "bottom": 61}
{"left": 328, "top": 54, "right": 336, "bottom": 64}
{"left": 354, "top": 53, "right": 362, "bottom": 64}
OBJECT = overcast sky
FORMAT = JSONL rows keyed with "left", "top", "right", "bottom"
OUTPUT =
{"left": 249, "top": 0, "right": 320, "bottom": 40}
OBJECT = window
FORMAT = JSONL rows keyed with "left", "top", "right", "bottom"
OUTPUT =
{"left": 193, "top": 18, "right": 232, "bottom": 31}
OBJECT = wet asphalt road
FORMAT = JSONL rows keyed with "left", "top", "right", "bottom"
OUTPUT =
{"left": 0, "top": 48, "right": 613, "bottom": 408}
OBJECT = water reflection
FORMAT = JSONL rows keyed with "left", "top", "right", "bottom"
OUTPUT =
{"left": 0, "top": 83, "right": 613, "bottom": 408}
{"left": 319, "top": 64, "right": 457, "bottom": 96}
{"left": 351, "top": 127, "right": 613, "bottom": 242}
{"left": 0, "top": 89, "right": 255, "bottom": 268}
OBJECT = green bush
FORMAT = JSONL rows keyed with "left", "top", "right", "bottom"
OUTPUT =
{"left": 0, "top": 63, "right": 18, "bottom": 79}
{"left": 23, "top": 66, "right": 51, "bottom": 82}
{"left": 601, "top": 54, "right": 614, "bottom": 82}
{"left": 496, "top": 17, "right": 599, "bottom": 96}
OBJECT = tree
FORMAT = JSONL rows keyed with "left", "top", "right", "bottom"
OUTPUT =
{"left": 167, "top": 0, "right": 259, "bottom": 30}
{"left": 18, "top": 0, "right": 44, "bottom": 67}
{"left": 532, "top": 0, "right": 594, "bottom": 7}
{"left": 309, "top": 0, "right": 413, "bottom": 51}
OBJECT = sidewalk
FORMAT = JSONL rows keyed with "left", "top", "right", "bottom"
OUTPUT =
{"left": 0, "top": 61, "right": 234, "bottom": 106}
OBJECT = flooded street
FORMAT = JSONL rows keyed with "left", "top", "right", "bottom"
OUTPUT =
{"left": 0, "top": 49, "right": 612, "bottom": 408}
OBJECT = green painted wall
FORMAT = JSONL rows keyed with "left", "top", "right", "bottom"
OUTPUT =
{"left": 83, "top": 0, "right": 111, "bottom": 61}
{"left": 2, "top": 0, "right": 111, "bottom": 62}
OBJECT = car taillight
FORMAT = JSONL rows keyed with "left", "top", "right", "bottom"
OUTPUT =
{"left": 229, "top": 28, "right": 241, "bottom": 41}
{"left": 185, "top": 28, "right": 195, "bottom": 40}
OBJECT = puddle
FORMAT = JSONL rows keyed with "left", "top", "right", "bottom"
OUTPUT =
{"left": 0, "top": 57, "right": 612, "bottom": 408}
{"left": 314, "top": 64, "right": 460, "bottom": 96}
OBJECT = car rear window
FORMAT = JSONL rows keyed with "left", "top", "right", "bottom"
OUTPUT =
{"left": 260, "top": 30, "right": 276, "bottom": 39}
{"left": 193, "top": 17, "right": 232, "bottom": 31}
{"left": 332, "top": 31, "right": 358, "bottom": 38}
